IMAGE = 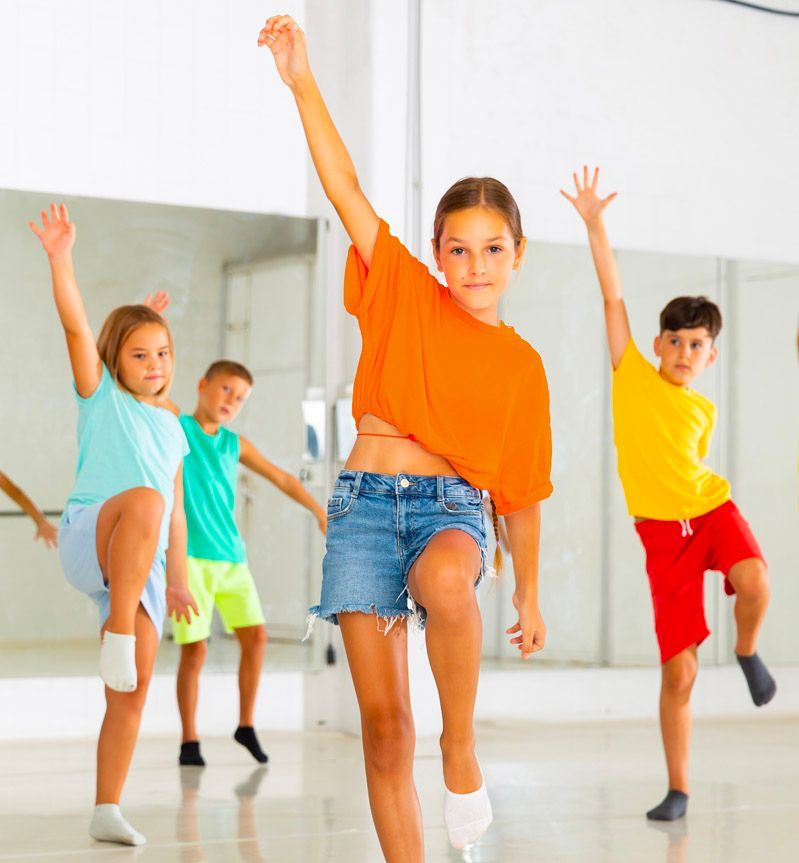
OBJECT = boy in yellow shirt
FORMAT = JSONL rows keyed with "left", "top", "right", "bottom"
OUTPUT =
{"left": 563, "top": 167, "right": 775, "bottom": 821}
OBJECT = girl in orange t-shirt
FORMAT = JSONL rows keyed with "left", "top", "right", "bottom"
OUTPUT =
{"left": 260, "top": 14, "right": 552, "bottom": 857}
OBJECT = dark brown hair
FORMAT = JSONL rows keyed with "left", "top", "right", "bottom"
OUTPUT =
{"left": 96, "top": 305, "right": 174, "bottom": 397}
{"left": 433, "top": 177, "right": 524, "bottom": 252}
{"left": 203, "top": 360, "right": 254, "bottom": 386}
{"left": 659, "top": 296, "right": 722, "bottom": 341}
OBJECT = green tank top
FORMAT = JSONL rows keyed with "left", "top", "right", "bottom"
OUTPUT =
{"left": 179, "top": 415, "right": 246, "bottom": 563}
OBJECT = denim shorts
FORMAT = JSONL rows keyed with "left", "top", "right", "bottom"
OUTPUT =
{"left": 59, "top": 502, "right": 167, "bottom": 636}
{"left": 306, "top": 471, "right": 489, "bottom": 634}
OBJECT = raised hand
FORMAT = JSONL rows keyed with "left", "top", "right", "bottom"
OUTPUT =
{"left": 143, "top": 291, "right": 170, "bottom": 314}
{"left": 28, "top": 203, "right": 76, "bottom": 258}
{"left": 257, "top": 14, "right": 309, "bottom": 87}
{"left": 560, "top": 166, "right": 617, "bottom": 226}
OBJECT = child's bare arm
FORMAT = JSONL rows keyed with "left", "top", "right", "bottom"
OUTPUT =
{"left": 258, "top": 14, "right": 379, "bottom": 266}
{"left": 0, "top": 471, "right": 58, "bottom": 548}
{"left": 239, "top": 436, "right": 326, "bottom": 533}
{"left": 28, "top": 204, "right": 101, "bottom": 397}
{"left": 561, "top": 167, "right": 631, "bottom": 369}
{"left": 504, "top": 503, "right": 545, "bottom": 660}
{"left": 165, "top": 465, "right": 199, "bottom": 623}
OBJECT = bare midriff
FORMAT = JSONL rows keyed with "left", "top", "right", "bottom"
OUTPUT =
{"left": 344, "top": 413, "right": 459, "bottom": 477}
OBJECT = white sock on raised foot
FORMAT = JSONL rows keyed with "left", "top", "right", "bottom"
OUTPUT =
{"left": 90, "top": 803, "right": 146, "bottom": 846}
{"left": 444, "top": 768, "right": 493, "bottom": 850}
{"left": 99, "top": 632, "right": 137, "bottom": 692}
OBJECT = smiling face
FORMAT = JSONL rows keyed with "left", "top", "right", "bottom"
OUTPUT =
{"left": 654, "top": 327, "right": 718, "bottom": 386}
{"left": 197, "top": 373, "right": 252, "bottom": 425}
{"left": 117, "top": 323, "right": 173, "bottom": 399}
{"left": 431, "top": 207, "right": 526, "bottom": 324}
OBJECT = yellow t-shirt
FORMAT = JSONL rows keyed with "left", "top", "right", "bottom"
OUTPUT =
{"left": 611, "top": 340, "right": 730, "bottom": 520}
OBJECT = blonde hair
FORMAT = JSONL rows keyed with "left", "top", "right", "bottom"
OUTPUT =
{"left": 96, "top": 305, "right": 174, "bottom": 398}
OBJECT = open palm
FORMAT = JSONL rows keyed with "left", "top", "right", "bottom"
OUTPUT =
{"left": 560, "top": 166, "right": 617, "bottom": 224}
{"left": 257, "top": 14, "right": 309, "bottom": 87}
{"left": 28, "top": 203, "right": 76, "bottom": 257}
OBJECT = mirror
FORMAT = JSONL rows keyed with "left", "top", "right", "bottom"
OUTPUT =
{"left": 0, "top": 188, "right": 327, "bottom": 676}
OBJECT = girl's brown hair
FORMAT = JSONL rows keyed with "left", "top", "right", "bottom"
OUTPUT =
{"left": 96, "top": 305, "right": 174, "bottom": 398}
{"left": 434, "top": 176, "right": 524, "bottom": 574}
{"left": 433, "top": 176, "right": 524, "bottom": 253}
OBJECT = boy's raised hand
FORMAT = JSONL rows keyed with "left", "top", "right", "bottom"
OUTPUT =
{"left": 258, "top": 14, "right": 309, "bottom": 87}
{"left": 560, "top": 166, "right": 617, "bottom": 225}
{"left": 28, "top": 203, "right": 76, "bottom": 258}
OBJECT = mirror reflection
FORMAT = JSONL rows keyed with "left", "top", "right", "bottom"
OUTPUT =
{"left": 0, "top": 188, "right": 326, "bottom": 677}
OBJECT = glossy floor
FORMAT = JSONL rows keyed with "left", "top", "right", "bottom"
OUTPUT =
{"left": 1, "top": 717, "right": 797, "bottom": 862}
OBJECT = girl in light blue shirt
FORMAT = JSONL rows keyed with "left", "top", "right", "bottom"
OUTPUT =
{"left": 29, "top": 204, "right": 198, "bottom": 848}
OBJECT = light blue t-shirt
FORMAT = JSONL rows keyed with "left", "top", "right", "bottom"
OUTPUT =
{"left": 65, "top": 365, "right": 189, "bottom": 560}
{"left": 179, "top": 415, "right": 247, "bottom": 563}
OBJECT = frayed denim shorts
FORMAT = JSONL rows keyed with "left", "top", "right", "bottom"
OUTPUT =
{"left": 306, "top": 471, "right": 489, "bottom": 635}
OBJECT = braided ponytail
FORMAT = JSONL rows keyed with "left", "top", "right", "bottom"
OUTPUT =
{"left": 489, "top": 496, "right": 504, "bottom": 576}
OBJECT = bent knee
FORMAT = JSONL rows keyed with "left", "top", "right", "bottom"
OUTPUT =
{"left": 124, "top": 487, "right": 166, "bottom": 526}
{"left": 731, "top": 559, "right": 769, "bottom": 601}
{"left": 414, "top": 561, "right": 477, "bottom": 617}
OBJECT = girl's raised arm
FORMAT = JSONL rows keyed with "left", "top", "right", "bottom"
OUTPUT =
{"left": 29, "top": 204, "right": 101, "bottom": 397}
{"left": 258, "top": 14, "right": 379, "bottom": 266}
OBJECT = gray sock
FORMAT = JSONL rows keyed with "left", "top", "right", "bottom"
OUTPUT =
{"left": 646, "top": 790, "right": 688, "bottom": 821}
{"left": 736, "top": 652, "right": 776, "bottom": 706}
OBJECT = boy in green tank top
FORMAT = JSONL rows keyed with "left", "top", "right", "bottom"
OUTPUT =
{"left": 170, "top": 359, "right": 326, "bottom": 766}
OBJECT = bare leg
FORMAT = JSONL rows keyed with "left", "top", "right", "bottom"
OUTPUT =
{"left": 234, "top": 625, "right": 268, "bottom": 727}
{"left": 177, "top": 640, "right": 207, "bottom": 742}
{"left": 95, "top": 487, "right": 164, "bottom": 635}
{"left": 339, "top": 613, "right": 422, "bottom": 863}
{"left": 408, "top": 530, "right": 482, "bottom": 794}
{"left": 726, "top": 558, "right": 770, "bottom": 655}
{"left": 659, "top": 646, "right": 698, "bottom": 795}
{"left": 96, "top": 605, "right": 159, "bottom": 804}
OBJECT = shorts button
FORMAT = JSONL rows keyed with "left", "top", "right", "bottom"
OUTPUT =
{"left": 399, "top": 478, "right": 410, "bottom": 488}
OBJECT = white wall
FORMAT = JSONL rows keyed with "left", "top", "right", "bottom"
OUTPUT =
{"left": 0, "top": 0, "right": 308, "bottom": 216}
{"left": 420, "top": 0, "right": 799, "bottom": 265}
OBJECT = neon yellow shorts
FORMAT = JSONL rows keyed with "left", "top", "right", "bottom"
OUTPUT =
{"left": 171, "top": 557, "right": 265, "bottom": 645}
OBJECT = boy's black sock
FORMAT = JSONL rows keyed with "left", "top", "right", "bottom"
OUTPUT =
{"left": 179, "top": 740, "right": 206, "bottom": 767}
{"left": 736, "top": 652, "right": 777, "bottom": 706}
{"left": 646, "top": 790, "right": 688, "bottom": 821}
{"left": 234, "top": 725, "right": 269, "bottom": 764}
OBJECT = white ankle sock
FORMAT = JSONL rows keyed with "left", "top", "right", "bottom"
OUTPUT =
{"left": 99, "top": 632, "right": 137, "bottom": 692}
{"left": 90, "top": 803, "right": 146, "bottom": 846}
{"left": 444, "top": 769, "right": 493, "bottom": 849}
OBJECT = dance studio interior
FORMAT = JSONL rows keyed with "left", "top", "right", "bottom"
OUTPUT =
{"left": 1, "top": 1, "right": 797, "bottom": 861}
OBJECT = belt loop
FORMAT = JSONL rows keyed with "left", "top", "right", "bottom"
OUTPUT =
{"left": 352, "top": 471, "right": 363, "bottom": 498}
{"left": 436, "top": 475, "right": 444, "bottom": 503}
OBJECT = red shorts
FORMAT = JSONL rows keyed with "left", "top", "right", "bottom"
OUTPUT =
{"left": 634, "top": 500, "right": 765, "bottom": 664}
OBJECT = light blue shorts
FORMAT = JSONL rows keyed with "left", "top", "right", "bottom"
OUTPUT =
{"left": 308, "top": 471, "right": 489, "bottom": 633}
{"left": 59, "top": 502, "right": 166, "bottom": 636}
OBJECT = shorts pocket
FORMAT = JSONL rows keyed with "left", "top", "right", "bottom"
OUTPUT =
{"left": 327, "top": 490, "right": 356, "bottom": 521}
{"left": 438, "top": 494, "right": 484, "bottom": 517}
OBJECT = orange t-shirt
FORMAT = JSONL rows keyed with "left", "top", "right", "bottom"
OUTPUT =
{"left": 345, "top": 219, "right": 552, "bottom": 515}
